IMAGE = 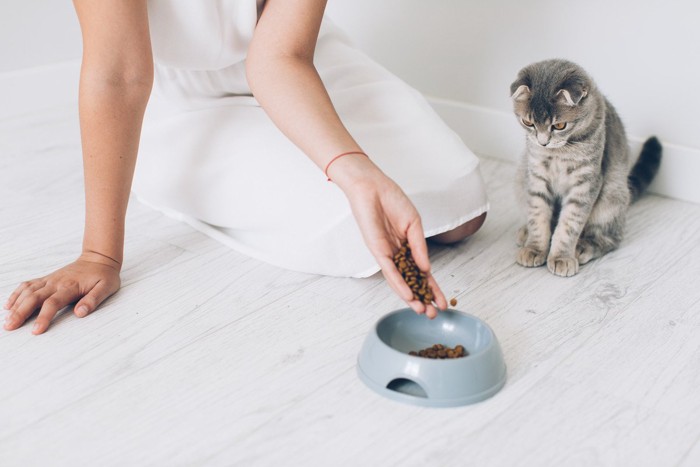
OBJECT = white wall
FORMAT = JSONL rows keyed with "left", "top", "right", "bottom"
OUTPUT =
{"left": 327, "top": 0, "right": 700, "bottom": 203}
{"left": 327, "top": 0, "right": 699, "bottom": 149}
{"left": 1, "top": 0, "right": 698, "bottom": 202}
{"left": 0, "top": 0, "right": 81, "bottom": 71}
{"left": 0, "top": 0, "right": 82, "bottom": 118}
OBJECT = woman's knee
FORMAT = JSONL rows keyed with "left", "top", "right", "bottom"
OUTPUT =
{"left": 429, "top": 212, "right": 487, "bottom": 245}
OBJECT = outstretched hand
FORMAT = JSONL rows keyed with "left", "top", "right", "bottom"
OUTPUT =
{"left": 333, "top": 156, "right": 448, "bottom": 318}
{"left": 3, "top": 252, "right": 121, "bottom": 335}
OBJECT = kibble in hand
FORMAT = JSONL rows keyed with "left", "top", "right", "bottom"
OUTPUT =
{"left": 393, "top": 242, "right": 434, "bottom": 305}
{"left": 408, "top": 344, "right": 468, "bottom": 359}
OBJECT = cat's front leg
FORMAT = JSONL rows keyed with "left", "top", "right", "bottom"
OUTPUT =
{"left": 547, "top": 197, "right": 594, "bottom": 277}
{"left": 516, "top": 225, "right": 528, "bottom": 247}
{"left": 516, "top": 190, "right": 554, "bottom": 268}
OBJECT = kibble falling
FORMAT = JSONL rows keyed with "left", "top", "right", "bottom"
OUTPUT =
{"left": 393, "top": 242, "right": 434, "bottom": 305}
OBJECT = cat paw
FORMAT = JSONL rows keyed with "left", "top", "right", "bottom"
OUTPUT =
{"left": 517, "top": 247, "right": 547, "bottom": 267}
{"left": 576, "top": 238, "right": 609, "bottom": 265}
{"left": 547, "top": 255, "right": 579, "bottom": 277}
{"left": 576, "top": 241, "right": 596, "bottom": 265}
{"left": 516, "top": 225, "right": 528, "bottom": 247}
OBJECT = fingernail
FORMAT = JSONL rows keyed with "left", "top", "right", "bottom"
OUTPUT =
{"left": 32, "top": 322, "right": 41, "bottom": 333}
{"left": 76, "top": 306, "right": 89, "bottom": 317}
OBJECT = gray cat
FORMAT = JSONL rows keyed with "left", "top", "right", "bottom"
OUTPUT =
{"left": 510, "top": 59, "right": 662, "bottom": 277}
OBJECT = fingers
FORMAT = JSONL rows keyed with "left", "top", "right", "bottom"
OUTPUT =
{"left": 5, "top": 282, "right": 28, "bottom": 309}
{"left": 4, "top": 286, "right": 52, "bottom": 331}
{"left": 5, "top": 279, "right": 45, "bottom": 311}
{"left": 73, "top": 279, "right": 116, "bottom": 318}
{"left": 426, "top": 273, "right": 448, "bottom": 312}
{"left": 377, "top": 236, "right": 446, "bottom": 317}
{"left": 406, "top": 222, "right": 447, "bottom": 317}
{"left": 407, "top": 299, "right": 426, "bottom": 315}
{"left": 32, "top": 279, "right": 117, "bottom": 334}
{"left": 377, "top": 255, "right": 427, "bottom": 314}
{"left": 406, "top": 221, "right": 431, "bottom": 273}
{"left": 378, "top": 254, "right": 430, "bottom": 316}
{"left": 422, "top": 275, "right": 447, "bottom": 319}
{"left": 377, "top": 256, "right": 414, "bottom": 303}
{"left": 31, "top": 285, "right": 82, "bottom": 335}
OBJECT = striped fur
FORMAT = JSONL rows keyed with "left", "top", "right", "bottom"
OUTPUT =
{"left": 510, "top": 59, "right": 662, "bottom": 277}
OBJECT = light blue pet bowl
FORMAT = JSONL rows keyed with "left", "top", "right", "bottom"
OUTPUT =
{"left": 357, "top": 308, "right": 506, "bottom": 407}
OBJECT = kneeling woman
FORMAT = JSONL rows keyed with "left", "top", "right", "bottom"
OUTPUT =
{"left": 4, "top": 0, "right": 488, "bottom": 334}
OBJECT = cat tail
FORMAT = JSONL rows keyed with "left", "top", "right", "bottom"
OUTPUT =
{"left": 628, "top": 136, "right": 662, "bottom": 203}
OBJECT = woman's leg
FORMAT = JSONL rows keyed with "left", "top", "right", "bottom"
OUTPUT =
{"left": 429, "top": 212, "right": 487, "bottom": 244}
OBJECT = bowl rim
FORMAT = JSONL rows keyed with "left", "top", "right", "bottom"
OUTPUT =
{"left": 373, "top": 307, "right": 497, "bottom": 363}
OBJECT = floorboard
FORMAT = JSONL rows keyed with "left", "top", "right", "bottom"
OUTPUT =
{"left": 1, "top": 105, "right": 699, "bottom": 467}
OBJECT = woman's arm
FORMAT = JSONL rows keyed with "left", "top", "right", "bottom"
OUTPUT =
{"left": 246, "top": 0, "right": 447, "bottom": 316}
{"left": 246, "top": 0, "right": 359, "bottom": 172}
{"left": 75, "top": 0, "right": 153, "bottom": 265}
{"left": 4, "top": 0, "right": 153, "bottom": 334}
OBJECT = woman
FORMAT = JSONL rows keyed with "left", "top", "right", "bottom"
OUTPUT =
{"left": 4, "top": 0, "right": 488, "bottom": 335}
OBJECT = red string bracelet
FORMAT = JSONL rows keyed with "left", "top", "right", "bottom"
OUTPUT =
{"left": 324, "top": 151, "right": 369, "bottom": 182}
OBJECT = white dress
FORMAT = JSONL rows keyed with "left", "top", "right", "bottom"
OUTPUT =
{"left": 134, "top": 0, "right": 489, "bottom": 278}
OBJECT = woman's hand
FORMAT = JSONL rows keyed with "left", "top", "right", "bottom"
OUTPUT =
{"left": 330, "top": 154, "right": 448, "bottom": 318}
{"left": 3, "top": 252, "right": 121, "bottom": 335}
{"left": 5, "top": 0, "right": 153, "bottom": 336}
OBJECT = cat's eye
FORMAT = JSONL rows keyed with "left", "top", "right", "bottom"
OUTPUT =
{"left": 552, "top": 122, "right": 567, "bottom": 130}
{"left": 521, "top": 118, "right": 534, "bottom": 127}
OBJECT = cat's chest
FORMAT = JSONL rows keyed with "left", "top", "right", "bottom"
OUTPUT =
{"left": 532, "top": 156, "right": 578, "bottom": 194}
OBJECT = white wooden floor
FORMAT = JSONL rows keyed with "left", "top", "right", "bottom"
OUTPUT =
{"left": 2, "top": 105, "right": 700, "bottom": 467}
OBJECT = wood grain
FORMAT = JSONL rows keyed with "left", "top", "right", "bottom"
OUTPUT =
{"left": 1, "top": 106, "right": 699, "bottom": 467}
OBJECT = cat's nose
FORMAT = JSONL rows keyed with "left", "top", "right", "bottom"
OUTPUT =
{"left": 537, "top": 134, "right": 551, "bottom": 146}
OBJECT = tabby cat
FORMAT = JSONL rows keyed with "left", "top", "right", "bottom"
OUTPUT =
{"left": 510, "top": 59, "right": 662, "bottom": 277}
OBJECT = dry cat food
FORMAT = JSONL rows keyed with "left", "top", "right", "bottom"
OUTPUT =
{"left": 409, "top": 344, "right": 468, "bottom": 359}
{"left": 449, "top": 297, "right": 458, "bottom": 307}
{"left": 393, "top": 242, "right": 434, "bottom": 305}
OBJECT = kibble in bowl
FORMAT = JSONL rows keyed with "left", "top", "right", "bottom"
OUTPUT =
{"left": 409, "top": 343, "right": 468, "bottom": 359}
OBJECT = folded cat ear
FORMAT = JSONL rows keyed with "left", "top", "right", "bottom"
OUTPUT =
{"left": 556, "top": 87, "right": 588, "bottom": 106}
{"left": 511, "top": 84, "right": 531, "bottom": 101}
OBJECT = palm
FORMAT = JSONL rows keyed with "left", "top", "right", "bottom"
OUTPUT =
{"left": 347, "top": 178, "right": 447, "bottom": 318}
